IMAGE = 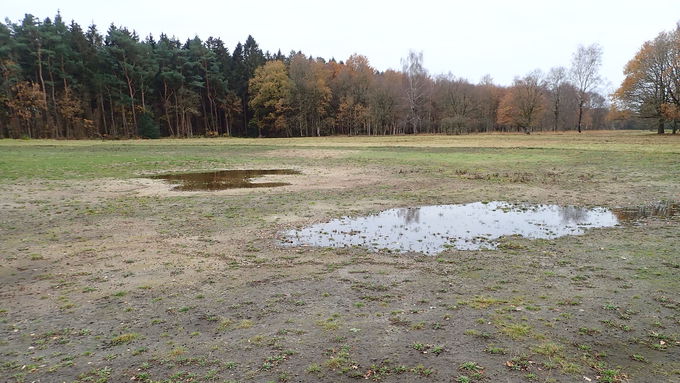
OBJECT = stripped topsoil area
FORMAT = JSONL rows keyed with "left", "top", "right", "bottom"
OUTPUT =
{"left": 1, "top": 133, "right": 679, "bottom": 383}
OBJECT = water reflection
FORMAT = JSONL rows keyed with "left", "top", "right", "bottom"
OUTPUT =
{"left": 282, "top": 201, "right": 623, "bottom": 255}
{"left": 560, "top": 205, "right": 589, "bottom": 224}
{"left": 150, "top": 169, "right": 300, "bottom": 191}
{"left": 397, "top": 207, "right": 421, "bottom": 225}
{"left": 613, "top": 201, "right": 678, "bottom": 222}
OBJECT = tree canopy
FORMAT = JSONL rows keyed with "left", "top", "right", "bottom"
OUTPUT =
{"left": 613, "top": 24, "right": 680, "bottom": 134}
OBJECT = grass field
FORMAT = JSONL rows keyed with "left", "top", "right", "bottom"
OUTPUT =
{"left": 1, "top": 131, "right": 679, "bottom": 383}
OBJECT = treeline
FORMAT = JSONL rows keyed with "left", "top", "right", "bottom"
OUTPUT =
{"left": 1, "top": 13, "right": 617, "bottom": 139}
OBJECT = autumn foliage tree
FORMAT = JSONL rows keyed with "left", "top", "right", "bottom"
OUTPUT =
{"left": 7, "top": 81, "right": 47, "bottom": 137}
{"left": 289, "top": 54, "right": 331, "bottom": 136}
{"left": 614, "top": 25, "right": 680, "bottom": 134}
{"left": 497, "top": 71, "right": 545, "bottom": 133}
{"left": 248, "top": 60, "right": 292, "bottom": 137}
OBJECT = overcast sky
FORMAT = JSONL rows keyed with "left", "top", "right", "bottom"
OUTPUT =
{"left": 5, "top": 0, "right": 680, "bottom": 89}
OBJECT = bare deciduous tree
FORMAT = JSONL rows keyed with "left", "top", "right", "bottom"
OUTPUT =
{"left": 570, "top": 44, "right": 603, "bottom": 133}
{"left": 401, "top": 50, "right": 429, "bottom": 134}
{"left": 546, "top": 66, "right": 568, "bottom": 131}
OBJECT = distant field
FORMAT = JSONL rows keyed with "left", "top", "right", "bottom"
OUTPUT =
{"left": 1, "top": 131, "right": 679, "bottom": 383}
{"left": 1, "top": 130, "right": 678, "bottom": 150}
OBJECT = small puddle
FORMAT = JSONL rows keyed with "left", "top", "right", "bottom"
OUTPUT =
{"left": 150, "top": 169, "right": 300, "bottom": 191}
{"left": 281, "top": 201, "right": 677, "bottom": 254}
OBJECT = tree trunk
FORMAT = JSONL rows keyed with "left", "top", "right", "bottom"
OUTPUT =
{"left": 657, "top": 118, "right": 665, "bottom": 134}
{"left": 121, "top": 104, "right": 127, "bottom": 137}
{"left": 108, "top": 91, "right": 116, "bottom": 136}
{"left": 140, "top": 79, "right": 146, "bottom": 111}
{"left": 553, "top": 98, "right": 560, "bottom": 132}
{"left": 46, "top": 57, "right": 62, "bottom": 138}
{"left": 162, "top": 82, "right": 174, "bottom": 136}
{"left": 200, "top": 98, "right": 208, "bottom": 134}
{"left": 242, "top": 98, "right": 248, "bottom": 135}
{"left": 98, "top": 92, "right": 108, "bottom": 136}
{"left": 173, "top": 91, "right": 180, "bottom": 137}
{"left": 123, "top": 66, "right": 137, "bottom": 129}
{"left": 36, "top": 45, "right": 50, "bottom": 139}
{"left": 577, "top": 102, "right": 584, "bottom": 133}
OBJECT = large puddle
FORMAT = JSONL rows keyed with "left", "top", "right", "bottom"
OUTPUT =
{"left": 150, "top": 169, "right": 300, "bottom": 191}
{"left": 281, "top": 201, "right": 677, "bottom": 254}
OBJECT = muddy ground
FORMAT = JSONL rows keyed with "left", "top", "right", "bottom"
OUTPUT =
{"left": 0, "top": 132, "right": 679, "bottom": 383}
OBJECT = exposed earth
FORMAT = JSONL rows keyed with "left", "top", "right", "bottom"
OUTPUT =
{"left": 1, "top": 131, "right": 679, "bottom": 383}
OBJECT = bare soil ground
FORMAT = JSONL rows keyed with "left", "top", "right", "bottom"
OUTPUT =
{"left": 0, "top": 131, "right": 679, "bottom": 383}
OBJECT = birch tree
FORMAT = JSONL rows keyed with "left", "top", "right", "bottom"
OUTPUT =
{"left": 570, "top": 44, "right": 602, "bottom": 133}
{"left": 401, "top": 50, "right": 429, "bottom": 134}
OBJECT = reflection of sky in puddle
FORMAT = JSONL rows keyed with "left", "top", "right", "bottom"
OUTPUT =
{"left": 150, "top": 169, "right": 300, "bottom": 191}
{"left": 282, "top": 201, "right": 621, "bottom": 254}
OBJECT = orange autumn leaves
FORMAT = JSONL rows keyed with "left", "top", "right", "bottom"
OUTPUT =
{"left": 613, "top": 24, "right": 680, "bottom": 132}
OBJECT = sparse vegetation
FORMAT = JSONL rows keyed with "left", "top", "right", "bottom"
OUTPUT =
{"left": 1, "top": 132, "right": 678, "bottom": 382}
{"left": 109, "top": 333, "right": 139, "bottom": 345}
